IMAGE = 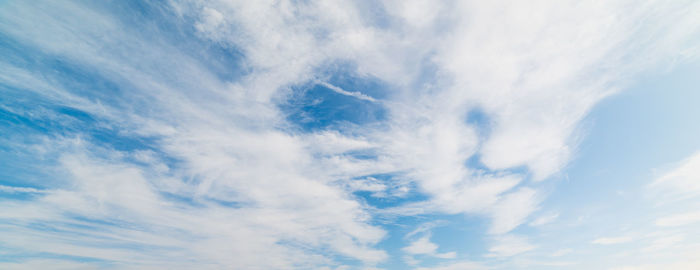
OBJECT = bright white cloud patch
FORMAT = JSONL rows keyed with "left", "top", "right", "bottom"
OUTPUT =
{"left": 1, "top": 0, "right": 699, "bottom": 269}
{"left": 650, "top": 151, "right": 700, "bottom": 199}
{"left": 402, "top": 235, "right": 456, "bottom": 260}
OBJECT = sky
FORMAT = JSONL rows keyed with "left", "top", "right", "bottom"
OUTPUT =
{"left": 0, "top": 0, "right": 699, "bottom": 269}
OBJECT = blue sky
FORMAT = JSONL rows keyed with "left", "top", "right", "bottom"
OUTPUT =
{"left": 1, "top": 1, "right": 700, "bottom": 269}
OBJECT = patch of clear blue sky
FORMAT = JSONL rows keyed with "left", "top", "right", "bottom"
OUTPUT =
{"left": 281, "top": 80, "right": 387, "bottom": 132}
{"left": 546, "top": 60, "right": 700, "bottom": 221}
{"left": 280, "top": 62, "right": 390, "bottom": 133}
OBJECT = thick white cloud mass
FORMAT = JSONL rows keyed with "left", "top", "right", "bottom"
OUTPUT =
{"left": 1, "top": 0, "right": 699, "bottom": 269}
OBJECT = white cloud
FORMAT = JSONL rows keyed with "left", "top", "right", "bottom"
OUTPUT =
{"left": 317, "top": 81, "right": 378, "bottom": 102}
{"left": 403, "top": 235, "right": 457, "bottom": 261}
{"left": 405, "top": 221, "right": 447, "bottom": 239}
{"left": 551, "top": 248, "right": 573, "bottom": 257}
{"left": 489, "top": 188, "right": 539, "bottom": 234}
{"left": 592, "top": 236, "right": 635, "bottom": 245}
{"left": 0, "top": 185, "right": 47, "bottom": 194}
{"left": 432, "top": 0, "right": 700, "bottom": 181}
{"left": 184, "top": 0, "right": 700, "bottom": 241}
{"left": 530, "top": 212, "right": 559, "bottom": 227}
{"left": 414, "top": 261, "right": 486, "bottom": 270}
{"left": 0, "top": 143, "right": 389, "bottom": 268}
{"left": 643, "top": 234, "right": 684, "bottom": 252}
{"left": 0, "top": 259, "right": 100, "bottom": 270}
{"left": 403, "top": 236, "right": 438, "bottom": 255}
{"left": 610, "top": 244, "right": 700, "bottom": 270}
{"left": 345, "top": 177, "right": 388, "bottom": 193}
{"left": 650, "top": 151, "right": 700, "bottom": 199}
{"left": 610, "top": 260, "right": 700, "bottom": 270}
{"left": 655, "top": 211, "right": 700, "bottom": 227}
{"left": 486, "top": 235, "right": 536, "bottom": 257}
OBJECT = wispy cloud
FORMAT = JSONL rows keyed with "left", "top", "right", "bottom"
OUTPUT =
{"left": 592, "top": 236, "right": 635, "bottom": 245}
{"left": 415, "top": 261, "right": 487, "bottom": 270}
{"left": 649, "top": 151, "right": 700, "bottom": 200}
{"left": 530, "top": 212, "right": 559, "bottom": 227}
{"left": 0, "top": 185, "right": 48, "bottom": 194}
{"left": 486, "top": 235, "right": 536, "bottom": 257}
{"left": 655, "top": 211, "right": 700, "bottom": 227}
{"left": 551, "top": 248, "right": 573, "bottom": 257}
{"left": 316, "top": 81, "right": 378, "bottom": 102}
